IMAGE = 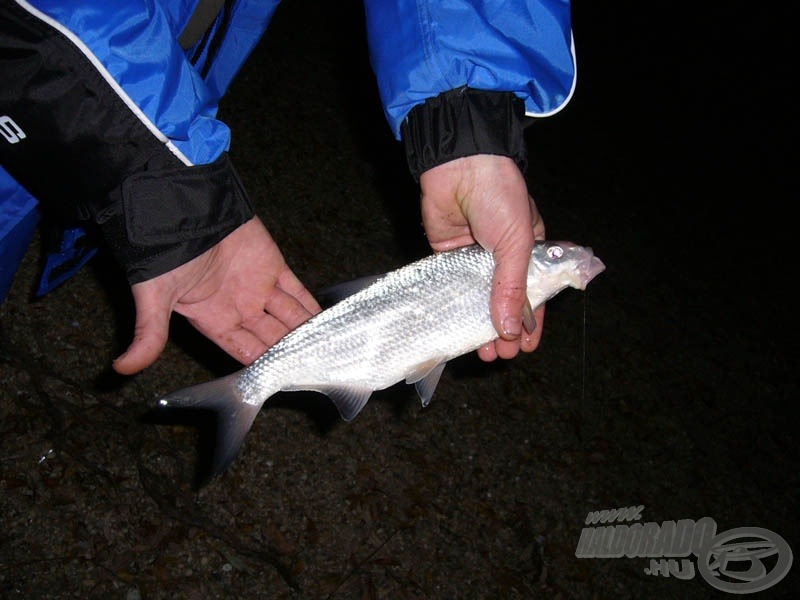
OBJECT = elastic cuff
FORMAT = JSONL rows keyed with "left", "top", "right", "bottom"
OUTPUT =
{"left": 96, "top": 152, "right": 254, "bottom": 284}
{"left": 401, "top": 87, "right": 530, "bottom": 181}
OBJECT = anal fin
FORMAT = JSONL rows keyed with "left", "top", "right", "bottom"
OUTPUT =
{"left": 405, "top": 360, "right": 447, "bottom": 408}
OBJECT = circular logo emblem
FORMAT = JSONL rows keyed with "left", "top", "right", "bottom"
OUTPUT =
{"left": 697, "top": 527, "right": 793, "bottom": 593}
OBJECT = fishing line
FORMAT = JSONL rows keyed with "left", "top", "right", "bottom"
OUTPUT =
{"left": 581, "top": 289, "right": 588, "bottom": 406}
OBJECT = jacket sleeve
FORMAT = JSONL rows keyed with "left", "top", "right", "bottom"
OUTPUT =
{"left": 362, "top": 0, "right": 576, "bottom": 178}
{"left": 0, "top": 0, "right": 255, "bottom": 284}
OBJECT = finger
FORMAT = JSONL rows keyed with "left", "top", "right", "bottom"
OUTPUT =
{"left": 277, "top": 269, "right": 322, "bottom": 315}
{"left": 242, "top": 311, "right": 292, "bottom": 351}
{"left": 179, "top": 307, "right": 277, "bottom": 366}
{"left": 489, "top": 234, "right": 534, "bottom": 343}
{"left": 212, "top": 327, "right": 271, "bottom": 366}
{"left": 494, "top": 337, "right": 521, "bottom": 360}
{"left": 522, "top": 298, "right": 535, "bottom": 334}
{"left": 520, "top": 197, "right": 546, "bottom": 353}
{"left": 427, "top": 232, "right": 476, "bottom": 253}
{"left": 113, "top": 285, "right": 172, "bottom": 375}
{"left": 520, "top": 304, "right": 545, "bottom": 353}
{"left": 477, "top": 343, "right": 498, "bottom": 362}
{"left": 486, "top": 304, "right": 545, "bottom": 359}
{"left": 264, "top": 285, "right": 318, "bottom": 331}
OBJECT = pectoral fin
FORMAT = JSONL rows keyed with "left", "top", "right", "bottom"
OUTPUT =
{"left": 405, "top": 360, "right": 447, "bottom": 408}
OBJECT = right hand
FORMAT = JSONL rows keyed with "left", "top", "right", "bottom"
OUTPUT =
{"left": 419, "top": 154, "right": 545, "bottom": 361}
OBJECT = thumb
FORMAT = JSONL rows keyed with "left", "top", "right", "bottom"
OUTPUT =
{"left": 113, "top": 283, "right": 172, "bottom": 375}
{"left": 489, "top": 235, "right": 534, "bottom": 342}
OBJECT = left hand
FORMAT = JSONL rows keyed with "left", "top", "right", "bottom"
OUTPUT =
{"left": 112, "top": 216, "right": 321, "bottom": 374}
{"left": 419, "top": 154, "right": 545, "bottom": 361}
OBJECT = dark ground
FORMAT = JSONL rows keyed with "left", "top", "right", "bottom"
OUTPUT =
{"left": 1, "top": 2, "right": 796, "bottom": 599}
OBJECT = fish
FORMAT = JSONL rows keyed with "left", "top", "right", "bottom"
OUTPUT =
{"left": 158, "top": 241, "right": 605, "bottom": 476}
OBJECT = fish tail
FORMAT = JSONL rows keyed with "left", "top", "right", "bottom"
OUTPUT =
{"left": 158, "top": 371, "right": 263, "bottom": 478}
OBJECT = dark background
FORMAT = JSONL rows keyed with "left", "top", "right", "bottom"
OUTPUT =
{"left": 1, "top": 1, "right": 796, "bottom": 598}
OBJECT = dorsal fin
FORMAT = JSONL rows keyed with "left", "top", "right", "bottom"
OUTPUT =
{"left": 317, "top": 274, "right": 383, "bottom": 307}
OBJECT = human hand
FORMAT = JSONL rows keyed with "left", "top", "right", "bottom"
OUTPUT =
{"left": 112, "top": 216, "right": 321, "bottom": 374}
{"left": 419, "top": 154, "right": 545, "bottom": 361}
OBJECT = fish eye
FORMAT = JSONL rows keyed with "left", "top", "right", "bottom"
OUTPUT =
{"left": 547, "top": 245, "right": 564, "bottom": 259}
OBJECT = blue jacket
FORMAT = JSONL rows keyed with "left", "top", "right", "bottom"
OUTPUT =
{"left": 0, "top": 0, "right": 575, "bottom": 301}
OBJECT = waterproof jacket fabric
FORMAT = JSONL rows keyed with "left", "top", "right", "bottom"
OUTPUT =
{"left": 0, "top": 0, "right": 575, "bottom": 301}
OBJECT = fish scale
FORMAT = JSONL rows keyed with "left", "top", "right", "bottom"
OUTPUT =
{"left": 246, "top": 246, "right": 495, "bottom": 395}
{"left": 159, "top": 241, "right": 605, "bottom": 477}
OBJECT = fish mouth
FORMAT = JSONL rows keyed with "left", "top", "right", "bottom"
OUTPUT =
{"left": 579, "top": 249, "right": 606, "bottom": 289}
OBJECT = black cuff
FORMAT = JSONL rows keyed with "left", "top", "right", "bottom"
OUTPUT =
{"left": 96, "top": 152, "right": 254, "bottom": 284}
{"left": 401, "top": 87, "right": 530, "bottom": 181}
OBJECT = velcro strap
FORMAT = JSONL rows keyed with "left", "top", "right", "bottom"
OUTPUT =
{"left": 97, "top": 153, "right": 254, "bottom": 283}
{"left": 122, "top": 153, "right": 250, "bottom": 246}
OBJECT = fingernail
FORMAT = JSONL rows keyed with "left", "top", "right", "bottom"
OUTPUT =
{"left": 502, "top": 316, "right": 522, "bottom": 337}
{"left": 522, "top": 300, "right": 536, "bottom": 334}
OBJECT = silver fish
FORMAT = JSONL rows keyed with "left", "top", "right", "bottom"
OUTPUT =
{"left": 159, "top": 241, "right": 605, "bottom": 475}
